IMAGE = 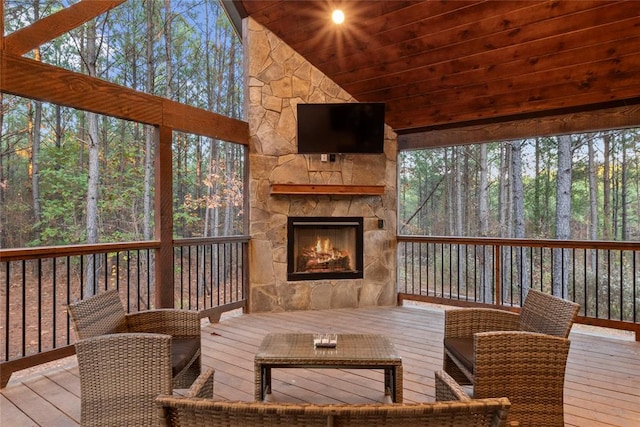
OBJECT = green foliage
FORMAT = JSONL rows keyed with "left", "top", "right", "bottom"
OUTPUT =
{"left": 1, "top": 1, "right": 244, "bottom": 249}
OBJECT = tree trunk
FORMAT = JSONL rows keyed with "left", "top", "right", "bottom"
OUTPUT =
{"left": 553, "top": 134, "right": 572, "bottom": 297}
{"left": 587, "top": 134, "right": 598, "bottom": 271}
{"left": 454, "top": 146, "right": 463, "bottom": 236}
{"left": 603, "top": 133, "right": 612, "bottom": 239}
{"left": 31, "top": 4, "right": 42, "bottom": 243}
{"left": 478, "top": 143, "right": 492, "bottom": 302}
{"left": 499, "top": 142, "right": 512, "bottom": 238}
{"left": 84, "top": 18, "right": 100, "bottom": 296}
{"left": 511, "top": 140, "right": 529, "bottom": 295}
{"left": 588, "top": 135, "right": 598, "bottom": 241}
{"left": 444, "top": 148, "right": 453, "bottom": 235}
{"left": 143, "top": 0, "right": 156, "bottom": 242}
{"left": 499, "top": 143, "right": 513, "bottom": 302}
{"left": 534, "top": 137, "right": 546, "bottom": 236}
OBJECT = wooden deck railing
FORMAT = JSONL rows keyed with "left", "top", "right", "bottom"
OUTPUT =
{"left": 2, "top": 234, "right": 638, "bottom": 386}
{"left": 0, "top": 236, "right": 249, "bottom": 387}
{"left": 397, "top": 235, "right": 640, "bottom": 340}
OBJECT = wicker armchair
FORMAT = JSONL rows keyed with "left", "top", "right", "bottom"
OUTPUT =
{"left": 68, "top": 289, "right": 209, "bottom": 426}
{"left": 156, "top": 370, "right": 512, "bottom": 427}
{"left": 442, "top": 289, "right": 579, "bottom": 427}
{"left": 68, "top": 289, "right": 202, "bottom": 388}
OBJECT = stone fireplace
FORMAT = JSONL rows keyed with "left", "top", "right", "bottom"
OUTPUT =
{"left": 245, "top": 18, "right": 397, "bottom": 313}
{"left": 287, "top": 217, "right": 363, "bottom": 281}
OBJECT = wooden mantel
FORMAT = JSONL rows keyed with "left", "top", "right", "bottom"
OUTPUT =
{"left": 270, "top": 184, "right": 385, "bottom": 196}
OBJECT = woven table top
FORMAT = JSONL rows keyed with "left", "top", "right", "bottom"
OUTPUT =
{"left": 255, "top": 333, "right": 401, "bottom": 366}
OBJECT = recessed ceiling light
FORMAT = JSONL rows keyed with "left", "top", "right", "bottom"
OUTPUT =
{"left": 332, "top": 9, "right": 345, "bottom": 24}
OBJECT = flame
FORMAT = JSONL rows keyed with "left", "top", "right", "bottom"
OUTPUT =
{"left": 315, "top": 237, "right": 331, "bottom": 254}
{"left": 297, "top": 234, "right": 352, "bottom": 272}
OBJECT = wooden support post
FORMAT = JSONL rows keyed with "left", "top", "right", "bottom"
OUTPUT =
{"left": 155, "top": 125, "right": 174, "bottom": 308}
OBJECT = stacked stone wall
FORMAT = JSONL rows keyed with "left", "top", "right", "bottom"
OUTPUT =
{"left": 246, "top": 18, "right": 397, "bottom": 312}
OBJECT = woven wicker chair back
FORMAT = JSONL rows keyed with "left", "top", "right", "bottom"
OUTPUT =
{"left": 68, "top": 289, "right": 129, "bottom": 339}
{"left": 76, "top": 333, "right": 173, "bottom": 426}
{"left": 518, "top": 289, "right": 579, "bottom": 338}
{"left": 156, "top": 397, "right": 512, "bottom": 427}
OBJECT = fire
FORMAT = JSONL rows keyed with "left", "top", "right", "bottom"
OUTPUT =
{"left": 315, "top": 237, "right": 332, "bottom": 254}
{"left": 298, "top": 236, "right": 352, "bottom": 272}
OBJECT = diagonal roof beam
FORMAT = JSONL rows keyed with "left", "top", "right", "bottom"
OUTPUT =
{"left": 219, "top": 0, "right": 247, "bottom": 40}
{"left": 1, "top": 51, "right": 248, "bottom": 144}
{"left": 4, "top": 0, "right": 126, "bottom": 56}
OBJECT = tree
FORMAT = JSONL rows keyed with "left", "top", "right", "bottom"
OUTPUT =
{"left": 143, "top": 0, "right": 157, "bottom": 241}
{"left": 603, "top": 133, "right": 612, "bottom": 239}
{"left": 2, "top": 0, "right": 245, "bottom": 251}
{"left": 511, "top": 139, "right": 529, "bottom": 295}
{"left": 82, "top": 17, "right": 101, "bottom": 295}
{"left": 478, "top": 143, "right": 492, "bottom": 302}
{"left": 553, "top": 134, "right": 573, "bottom": 297}
{"left": 587, "top": 134, "right": 598, "bottom": 241}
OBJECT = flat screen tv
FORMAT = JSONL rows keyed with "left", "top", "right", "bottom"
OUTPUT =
{"left": 297, "top": 103, "right": 385, "bottom": 154}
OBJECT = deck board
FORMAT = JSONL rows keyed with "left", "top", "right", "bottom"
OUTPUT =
{"left": 2, "top": 304, "right": 639, "bottom": 426}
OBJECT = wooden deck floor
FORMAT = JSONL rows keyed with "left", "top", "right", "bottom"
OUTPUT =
{"left": 2, "top": 304, "right": 639, "bottom": 426}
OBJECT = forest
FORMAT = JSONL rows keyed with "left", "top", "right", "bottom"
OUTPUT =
{"left": 1, "top": 0, "right": 245, "bottom": 249}
{"left": 399, "top": 130, "right": 640, "bottom": 242}
{"left": 2, "top": 2, "right": 640, "bottom": 252}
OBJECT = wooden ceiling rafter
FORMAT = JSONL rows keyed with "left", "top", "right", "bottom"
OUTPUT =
{"left": 4, "top": 0, "right": 127, "bottom": 56}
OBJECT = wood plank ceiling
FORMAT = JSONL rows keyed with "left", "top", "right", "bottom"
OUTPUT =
{"left": 233, "top": 0, "right": 640, "bottom": 137}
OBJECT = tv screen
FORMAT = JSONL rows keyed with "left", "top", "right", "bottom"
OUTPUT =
{"left": 297, "top": 103, "right": 385, "bottom": 154}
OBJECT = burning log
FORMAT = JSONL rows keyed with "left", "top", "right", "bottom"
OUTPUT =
{"left": 297, "top": 246, "right": 352, "bottom": 272}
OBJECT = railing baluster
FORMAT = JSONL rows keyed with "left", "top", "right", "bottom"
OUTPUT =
{"left": 52, "top": 258, "right": 57, "bottom": 349}
{"left": 4, "top": 262, "right": 10, "bottom": 361}
{"left": 21, "top": 260, "right": 26, "bottom": 357}
{"left": 37, "top": 258, "right": 42, "bottom": 353}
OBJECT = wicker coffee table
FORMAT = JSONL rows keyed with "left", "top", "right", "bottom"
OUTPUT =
{"left": 254, "top": 333, "right": 403, "bottom": 402}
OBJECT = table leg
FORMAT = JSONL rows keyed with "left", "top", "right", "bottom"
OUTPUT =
{"left": 384, "top": 366, "right": 403, "bottom": 403}
{"left": 264, "top": 366, "right": 271, "bottom": 396}
{"left": 255, "top": 363, "right": 272, "bottom": 401}
{"left": 394, "top": 365, "right": 403, "bottom": 403}
{"left": 384, "top": 368, "right": 392, "bottom": 397}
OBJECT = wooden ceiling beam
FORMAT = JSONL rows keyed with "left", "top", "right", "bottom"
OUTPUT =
{"left": 1, "top": 51, "right": 162, "bottom": 124}
{"left": 0, "top": 52, "right": 248, "bottom": 144}
{"left": 397, "top": 104, "right": 640, "bottom": 149}
{"left": 163, "top": 99, "right": 249, "bottom": 144}
{"left": 4, "top": 0, "right": 126, "bottom": 55}
{"left": 387, "top": 75, "right": 640, "bottom": 131}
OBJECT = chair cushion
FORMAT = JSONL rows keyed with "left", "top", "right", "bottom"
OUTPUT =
{"left": 443, "top": 337, "right": 475, "bottom": 373}
{"left": 172, "top": 338, "right": 200, "bottom": 377}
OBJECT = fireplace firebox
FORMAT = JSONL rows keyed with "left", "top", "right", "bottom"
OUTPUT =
{"left": 287, "top": 217, "right": 364, "bottom": 281}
